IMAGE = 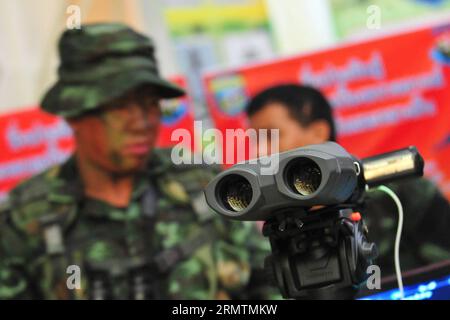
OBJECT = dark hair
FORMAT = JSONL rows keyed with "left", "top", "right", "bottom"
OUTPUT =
{"left": 245, "top": 84, "right": 337, "bottom": 141}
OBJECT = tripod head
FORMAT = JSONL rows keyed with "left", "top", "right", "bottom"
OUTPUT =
{"left": 262, "top": 205, "right": 376, "bottom": 300}
{"left": 204, "top": 142, "right": 424, "bottom": 299}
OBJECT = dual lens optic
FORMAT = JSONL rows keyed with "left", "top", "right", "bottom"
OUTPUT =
{"left": 219, "top": 159, "right": 322, "bottom": 212}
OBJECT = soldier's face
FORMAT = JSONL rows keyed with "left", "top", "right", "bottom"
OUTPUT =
{"left": 248, "top": 102, "right": 331, "bottom": 155}
{"left": 69, "top": 86, "right": 161, "bottom": 173}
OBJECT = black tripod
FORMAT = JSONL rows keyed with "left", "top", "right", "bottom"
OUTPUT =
{"left": 262, "top": 205, "right": 378, "bottom": 300}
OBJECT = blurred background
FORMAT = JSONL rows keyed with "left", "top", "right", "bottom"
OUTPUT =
{"left": 0, "top": 0, "right": 450, "bottom": 202}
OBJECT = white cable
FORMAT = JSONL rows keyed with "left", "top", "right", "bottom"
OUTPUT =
{"left": 376, "top": 185, "right": 405, "bottom": 300}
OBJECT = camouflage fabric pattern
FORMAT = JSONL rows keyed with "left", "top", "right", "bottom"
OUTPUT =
{"left": 0, "top": 149, "right": 278, "bottom": 299}
{"left": 41, "top": 23, "right": 185, "bottom": 119}
{"left": 363, "top": 177, "right": 450, "bottom": 277}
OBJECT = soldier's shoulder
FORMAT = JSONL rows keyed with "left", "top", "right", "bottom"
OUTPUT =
{"left": 387, "top": 176, "right": 437, "bottom": 192}
{"left": 8, "top": 165, "right": 61, "bottom": 205}
{"left": 151, "top": 148, "right": 221, "bottom": 218}
{"left": 386, "top": 176, "right": 443, "bottom": 205}
{"left": 2, "top": 164, "right": 63, "bottom": 233}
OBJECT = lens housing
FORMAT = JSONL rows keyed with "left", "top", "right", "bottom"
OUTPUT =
{"left": 217, "top": 174, "right": 253, "bottom": 212}
{"left": 285, "top": 158, "right": 322, "bottom": 196}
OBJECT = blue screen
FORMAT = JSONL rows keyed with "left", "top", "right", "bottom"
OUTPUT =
{"left": 360, "top": 275, "right": 450, "bottom": 300}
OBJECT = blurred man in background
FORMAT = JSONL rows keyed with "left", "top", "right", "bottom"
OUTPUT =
{"left": 246, "top": 84, "right": 450, "bottom": 276}
{"left": 0, "top": 23, "right": 274, "bottom": 300}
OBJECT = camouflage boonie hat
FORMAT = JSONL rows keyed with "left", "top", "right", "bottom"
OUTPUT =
{"left": 41, "top": 23, "right": 185, "bottom": 118}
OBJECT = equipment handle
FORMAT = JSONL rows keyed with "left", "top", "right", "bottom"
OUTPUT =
{"left": 362, "top": 146, "right": 424, "bottom": 187}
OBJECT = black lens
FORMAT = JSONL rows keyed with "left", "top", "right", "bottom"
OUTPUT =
{"left": 286, "top": 158, "right": 321, "bottom": 196}
{"left": 219, "top": 175, "right": 253, "bottom": 212}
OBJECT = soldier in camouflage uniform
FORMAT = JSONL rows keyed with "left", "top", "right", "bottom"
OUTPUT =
{"left": 0, "top": 23, "right": 277, "bottom": 300}
{"left": 245, "top": 84, "right": 450, "bottom": 278}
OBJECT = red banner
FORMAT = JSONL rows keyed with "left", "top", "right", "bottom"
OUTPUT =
{"left": 203, "top": 22, "right": 450, "bottom": 199}
{"left": 0, "top": 76, "right": 194, "bottom": 200}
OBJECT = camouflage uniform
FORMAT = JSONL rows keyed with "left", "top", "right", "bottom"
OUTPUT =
{"left": 0, "top": 23, "right": 278, "bottom": 300}
{"left": 364, "top": 177, "right": 450, "bottom": 277}
{"left": 0, "top": 149, "right": 275, "bottom": 299}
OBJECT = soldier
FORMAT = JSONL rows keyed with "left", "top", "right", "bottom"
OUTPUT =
{"left": 245, "top": 84, "right": 450, "bottom": 277}
{"left": 0, "top": 23, "right": 276, "bottom": 300}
